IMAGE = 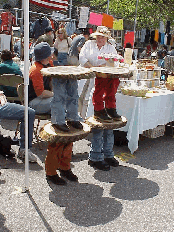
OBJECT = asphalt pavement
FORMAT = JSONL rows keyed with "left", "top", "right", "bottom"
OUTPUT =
{"left": 0, "top": 119, "right": 174, "bottom": 232}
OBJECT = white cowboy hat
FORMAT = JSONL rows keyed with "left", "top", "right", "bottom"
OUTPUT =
{"left": 91, "top": 26, "right": 112, "bottom": 39}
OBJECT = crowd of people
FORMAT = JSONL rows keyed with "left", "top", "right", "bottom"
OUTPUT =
{"left": 0, "top": 23, "right": 173, "bottom": 185}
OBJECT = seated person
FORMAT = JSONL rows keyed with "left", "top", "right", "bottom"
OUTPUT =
{"left": 35, "top": 26, "right": 54, "bottom": 47}
{"left": 0, "top": 92, "right": 37, "bottom": 162}
{"left": 0, "top": 49, "right": 23, "bottom": 97}
{"left": 29, "top": 42, "right": 54, "bottom": 114}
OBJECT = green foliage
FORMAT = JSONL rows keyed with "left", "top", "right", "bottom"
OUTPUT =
{"left": 89, "top": 0, "right": 174, "bottom": 29}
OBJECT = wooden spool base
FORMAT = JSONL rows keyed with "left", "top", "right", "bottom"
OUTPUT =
{"left": 39, "top": 122, "right": 91, "bottom": 144}
{"left": 85, "top": 116, "right": 127, "bottom": 130}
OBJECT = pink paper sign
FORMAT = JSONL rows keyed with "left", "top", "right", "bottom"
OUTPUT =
{"left": 88, "top": 12, "right": 103, "bottom": 26}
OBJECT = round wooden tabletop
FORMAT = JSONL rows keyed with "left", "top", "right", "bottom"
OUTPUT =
{"left": 39, "top": 122, "right": 91, "bottom": 144}
{"left": 41, "top": 66, "right": 95, "bottom": 80}
{"left": 85, "top": 116, "right": 127, "bottom": 130}
{"left": 91, "top": 67, "right": 131, "bottom": 78}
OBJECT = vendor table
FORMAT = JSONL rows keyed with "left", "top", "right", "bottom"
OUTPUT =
{"left": 85, "top": 90, "right": 174, "bottom": 154}
{"left": 116, "top": 91, "right": 174, "bottom": 154}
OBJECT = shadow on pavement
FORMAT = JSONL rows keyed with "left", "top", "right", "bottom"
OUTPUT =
{"left": 0, "top": 213, "right": 11, "bottom": 231}
{"left": 49, "top": 182, "right": 122, "bottom": 227}
{"left": 71, "top": 152, "right": 89, "bottom": 162}
{"left": 0, "top": 155, "right": 43, "bottom": 171}
{"left": 32, "top": 141, "right": 48, "bottom": 164}
{"left": 127, "top": 136, "right": 174, "bottom": 170}
{"left": 27, "top": 191, "right": 54, "bottom": 232}
{"left": 94, "top": 165, "right": 159, "bottom": 201}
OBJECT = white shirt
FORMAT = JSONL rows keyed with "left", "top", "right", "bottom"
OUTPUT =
{"left": 0, "top": 91, "right": 7, "bottom": 106}
{"left": 54, "top": 37, "right": 72, "bottom": 53}
{"left": 79, "top": 40, "right": 117, "bottom": 67}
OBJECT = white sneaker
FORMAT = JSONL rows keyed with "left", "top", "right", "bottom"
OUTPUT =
{"left": 18, "top": 149, "right": 37, "bottom": 163}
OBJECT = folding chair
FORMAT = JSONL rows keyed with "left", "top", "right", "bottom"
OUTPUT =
{"left": 0, "top": 74, "right": 23, "bottom": 103}
{"left": 0, "top": 74, "right": 23, "bottom": 141}
{"left": 17, "top": 83, "right": 51, "bottom": 149}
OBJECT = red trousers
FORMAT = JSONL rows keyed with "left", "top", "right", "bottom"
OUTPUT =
{"left": 45, "top": 142, "right": 73, "bottom": 176}
{"left": 93, "top": 77, "right": 120, "bottom": 111}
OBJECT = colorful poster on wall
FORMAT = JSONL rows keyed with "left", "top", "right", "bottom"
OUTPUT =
{"left": 102, "top": 13, "right": 113, "bottom": 28}
{"left": 113, "top": 19, "right": 123, "bottom": 30}
{"left": 88, "top": 12, "right": 103, "bottom": 26}
{"left": 124, "top": 31, "right": 134, "bottom": 48}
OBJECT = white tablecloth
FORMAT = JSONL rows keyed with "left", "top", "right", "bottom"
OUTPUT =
{"left": 83, "top": 86, "right": 174, "bottom": 154}
{"left": 116, "top": 91, "right": 174, "bottom": 154}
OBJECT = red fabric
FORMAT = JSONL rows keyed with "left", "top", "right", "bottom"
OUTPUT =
{"left": 45, "top": 142, "right": 73, "bottom": 175}
{"left": 0, "top": 12, "right": 16, "bottom": 34}
{"left": 124, "top": 31, "right": 134, "bottom": 48}
{"left": 29, "top": 60, "right": 53, "bottom": 96}
{"left": 93, "top": 77, "right": 120, "bottom": 111}
{"left": 30, "top": 0, "right": 68, "bottom": 12}
{"left": 50, "top": 19, "right": 55, "bottom": 30}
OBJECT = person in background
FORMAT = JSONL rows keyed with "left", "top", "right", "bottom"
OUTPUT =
{"left": 79, "top": 26, "right": 120, "bottom": 171}
{"left": 35, "top": 26, "right": 54, "bottom": 47}
{"left": 168, "top": 46, "right": 174, "bottom": 56}
{"left": 14, "top": 38, "right": 21, "bottom": 57}
{"left": 157, "top": 45, "right": 168, "bottom": 67}
{"left": 146, "top": 44, "right": 152, "bottom": 57}
{"left": 53, "top": 28, "right": 72, "bottom": 66}
{"left": 68, "top": 30, "right": 90, "bottom": 66}
{"left": 124, "top": 42, "right": 135, "bottom": 64}
{"left": 29, "top": 42, "right": 54, "bottom": 114}
{"left": 0, "top": 49, "right": 23, "bottom": 98}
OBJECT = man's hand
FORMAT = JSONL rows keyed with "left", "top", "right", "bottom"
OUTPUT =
{"left": 39, "top": 90, "right": 53, "bottom": 98}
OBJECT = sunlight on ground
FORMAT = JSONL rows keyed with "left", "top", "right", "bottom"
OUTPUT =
{"left": 115, "top": 152, "right": 135, "bottom": 162}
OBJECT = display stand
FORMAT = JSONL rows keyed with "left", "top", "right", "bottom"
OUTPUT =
{"left": 39, "top": 122, "right": 91, "bottom": 143}
{"left": 85, "top": 116, "right": 127, "bottom": 130}
{"left": 41, "top": 66, "right": 95, "bottom": 80}
{"left": 91, "top": 66, "right": 131, "bottom": 79}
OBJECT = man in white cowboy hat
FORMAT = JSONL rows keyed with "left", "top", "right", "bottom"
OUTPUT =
{"left": 79, "top": 26, "right": 121, "bottom": 122}
{"left": 79, "top": 26, "right": 120, "bottom": 171}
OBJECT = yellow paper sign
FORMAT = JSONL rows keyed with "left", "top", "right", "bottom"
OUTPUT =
{"left": 113, "top": 19, "right": 123, "bottom": 30}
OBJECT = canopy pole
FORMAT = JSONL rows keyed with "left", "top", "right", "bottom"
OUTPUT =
{"left": 133, "top": 0, "right": 139, "bottom": 48}
{"left": 23, "top": 0, "right": 30, "bottom": 191}
{"left": 69, "top": 0, "right": 72, "bottom": 19}
{"left": 107, "top": 0, "right": 109, "bottom": 14}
